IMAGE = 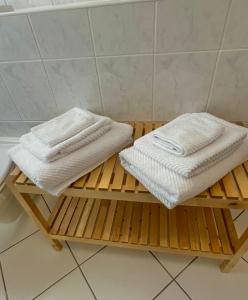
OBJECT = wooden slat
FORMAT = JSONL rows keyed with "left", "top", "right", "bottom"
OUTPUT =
{"left": 187, "top": 207, "right": 200, "bottom": 251}
{"left": 213, "top": 208, "right": 233, "bottom": 255}
{"left": 139, "top": 203, "right": 150, "bottom": 245}
{"left": 75, "top": 199, "right": 94, "bottom": 237}
{"left": 48, "top": 196, "right": 65, "bottom": 227}
{"left": 210, "top": 182, "right": 224, "bottom": 198}
{"left": 93, "top": 199, "right": 109, "bottom": 240}
{"left": 85, "top": 165, "right": 103, "bottom": 189}
{"left": 177, "top": 207, "right": 190, "bottom": 250}
{"left": 134, "top": 122, "right": 144, "bottom": 140}
{"left": 111, "top": 201, "right": 125, "bottom": 241}
{"left": 59, "top": 197, "right": 79, "bottom": 235}
{"left": 16, "top": 173, "right": 27, "bottom": 184}
{"left": 169, "top": 209, "right": 178, "bottom": 248}
{"left": 120, "top": 202, "right": 133, "bottom": 243}
{"left": 243, "top": 161, "right": 248, "bottom": 173}
{"left": 222, "top": 209, "right": 239, "bottom": 252}
{"left": 10, "top": 166, "right": 21, "bottom": 177}
{"left": 84, "top": 199, "right": 101, "bottom": 238}
{"left": 50, "top": 197, "right": 72, "bottom": 235}
{"left": 149, "top": 204, "right": 159, "bottom": 246}
{"left": 111, "top": 159, "right": 125, "bottom": 191}
{"left": 130, "top": 202, "right": 142, "bottom": 244}
{"left": 196, "top": 207, "right": 210, "bottom": 252}
{"left": 222, "top": 173, "right": 240, "bottom": 198}
{"left": 204, "top": 208, "right": 221, "bottom": 253}
{"left": 98, "top": 156, "right": 117, "bottom": 190}
{"left": 159, "top": 204, "right": 168, "bottom": 247}
{"left": 67, "top": 198, "right": 87, "bottom": 236}
{"left": 233, "top": 165, "right": 248, "bottom": 198}
{"left": 102, "top": 200, "right": 117, "bottom": 241}
{"left": 72, "top": 175, "right": 88, "bottom": 188}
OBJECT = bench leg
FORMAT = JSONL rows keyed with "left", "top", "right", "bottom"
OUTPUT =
{"left": 220, "top": 227, "right": 248, "bottom": 273}
{"left": 6, "top": 179, "right": 63, "bottom": 251}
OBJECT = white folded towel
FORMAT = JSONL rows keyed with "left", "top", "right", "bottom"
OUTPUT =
{"left": 120, "top": 135, "right": 248, "bottom": 208}
{"left": 153, "top": 113, "right": 223, "bottom": 156}
{"left": 20, "top": 115, "right": 112, "bottom": 162}
{"left": 9, "top": 122, "right": 133, "bottom": 195}
{"left": 31, "top": 107, "right": 94, "bottom": 147}
{"left": 135, "top": 114, "right": 246, "bottom": 178}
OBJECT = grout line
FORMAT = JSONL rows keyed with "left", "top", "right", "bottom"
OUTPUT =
{"left": 174, "top": 280, "right": 193, "bottom": 300}
{"left": 152, "top": 278, "right": 174, "bottom": 300}
{"left": 0, "top": 230, "right": 39, "bottom": 255}
{"left": 87, "top": 8, "right": 105, "bottom": 115}
{"left": 205, "top": 0, "right": 233, "bottom": 112}
{"left": 0, "top": 261, "right": 9, "bottom": 300}
{"left": 27, "top": 14, "right": 60, "bottom": 114}
{"left": 151, "top": 0, "right": 157, "bottom": 121}
{"left": 41, "top": 195, "right": 52, "bottom": 213}
{"left": 174, "top": 256, "right": 198, "bottom": 280}
{"left": 66, "top": 242, "right": 98, "bottom": 300}
{"left": 149, "top": 251, "right": 174, "bottom": 279}
{"left": 79, "top": 245, "right": 106, "bottom": 266}
{"left": 233, "top": 209, "right": 245, "bottom": 222}
{"left": 242, "top": 257, "right": 248, "bottom": 264}
{"left": 32, "top": 265, "right": 79, "bottom": 299}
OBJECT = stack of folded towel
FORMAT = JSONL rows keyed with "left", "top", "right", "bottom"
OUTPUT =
{"left": 120, "top": 113, "right": 248, "bottom": 209}
{"left": 9, "top": 108, "right": 133, "bottom": 195}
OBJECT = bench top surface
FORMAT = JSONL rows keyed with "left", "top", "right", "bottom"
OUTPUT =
{"left": 11, "top": 121, "right": 248, "bottom": 203}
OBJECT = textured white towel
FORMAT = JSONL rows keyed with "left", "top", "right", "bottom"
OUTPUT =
{"left": 135, "top": 114, "right": 246, "bottom": 178}
{"left": 31, "top": 107, "right": 94, "bottom": 147}
{"left": 153, "top": 113, "right": 223, "bottom": 156}
{"left": 21, "top": 115, "right": 112, "bottom": 162}
{"left": 120, "top": 136, "right": 248, "bottom": 208}
{"left": 9, "top": 122, "right": 133, "bottom": 195}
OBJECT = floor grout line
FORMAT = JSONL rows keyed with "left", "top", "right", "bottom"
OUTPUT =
{"left": 66, "top": 242, "right": 98, "bottom": 300}
{"left": 0, "top": 229, "right": 39, "bottom": 255}
{"left": 149, "top": 251, "right": 174, "bottom": 279}
{"left": 32, "top": 265, "right": 79, "bottom": 299}
{"left": 242, "top": 257, "right": 248, "bottom": 264}
{"left": 79, "top": 246, "right": 106, "bottom": 266}
{"left": 152, "top": 278, "right": 174, "bottom": 300}
{"left": 233, "top": 210, "right": 245, "bottom": 222}
{"left": 174, "top": 257, "right": 199, "bottom": 280}
{"left": 174, "top": 279, "right": 193, "bottom": 300}
{"left": 0, "top": 261, "right": 9, "bottom": 300}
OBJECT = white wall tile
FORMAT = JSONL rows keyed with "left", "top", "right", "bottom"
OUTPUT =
{"left": 44, "top": 58, "right": 102, "bottom": 114}
{"left": 208, "top": 50, "right": 248, "bottom": 121}
{"left": 156, "top": 0, "right": 230, "bottom": 52}
{"left": 90, "top": 2, "right": 154, "bottom": 55}
{"left": 154, "top": 52, "right": 217, "bottom": 120}
{"left": 6, "top": 0, "right": 52, "bottom": 9}
{"left": 0, "top": 15, "right": 39, "bottom": 61}
{"left": 0, "top": 121, "right": 41, "bottom": 137}
{"left": 30, "top": 9, "right": 93, "bottom": 59}
{"left": 223, "top": 0, "right": 248, "bottom": 49}
{"left": 53, "top": 0, "right": 82, "bottom": 3}
{"left": 0, "top": 62, "right": 58, "bottom": 120}
{"left": 97, "top": 55, "right": 153, "bottom": 120}
{"left": 0, "top": 76, "right": 20, "bottom": 120}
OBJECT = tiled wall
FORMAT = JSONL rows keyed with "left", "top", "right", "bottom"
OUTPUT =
{"left": 0, "top": 0, "right": 248, "bottom": 136}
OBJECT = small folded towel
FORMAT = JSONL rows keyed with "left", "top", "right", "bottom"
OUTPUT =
{"left": 20, "top": 114, "right": 112, "bottom": 163}
{"left": 135, "top": 114, "right": 247, "bottom": 178}
{"left": 120, "top": 134, "right": 248, "bottom": 208}
{"left": 31, "top": 107, "right": 94, "bottom": 147}
{"left": 9, "top": 122, "right": 133, "bottom": 195}
{"left": 153, "top": 113, "right": 223, "bottom": 156}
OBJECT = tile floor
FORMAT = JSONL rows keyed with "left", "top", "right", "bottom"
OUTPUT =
{"left": 0, "top": 194, "right": 248, "bottom": 300}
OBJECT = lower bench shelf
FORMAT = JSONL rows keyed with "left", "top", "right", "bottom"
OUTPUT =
{"left": 48, "top": 196, "right": 236, "bottom": 259}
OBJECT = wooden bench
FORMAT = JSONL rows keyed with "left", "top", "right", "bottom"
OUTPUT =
{"left": 6, "top": 122, "right": 248, "bottom": 273}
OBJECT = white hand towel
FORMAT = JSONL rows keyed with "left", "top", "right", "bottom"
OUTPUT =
{"left": 135, "top": 114, "right": 246, "bottom": 178}
{"left": 20, "top": 115, "right": 112, "bottom": 163}
{"left": 31, "top": 107, "right": 95, "bottom": 147}
{"left": 120, "top": 136, "right": 248, "bottom": 209}
{"left": 9, "top": 122, "right": 133, "bottom": 196}
{"left": 153, "top": 113, "right": 223, "bottom": 156}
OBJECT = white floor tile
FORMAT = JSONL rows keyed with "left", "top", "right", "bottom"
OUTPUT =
{"left": 156, "top": 282, "right": 189, "bottom": 300}
{"left": 0, "top": 265, "right": 7, "bottom": 300}
{"left": 177, "top": 257, "right": 248, "bottom": 300}
{"left": 82, "top": 247, "right": 171, "bottom": 300}
{"left": 36, "top": 268, "right": 94, "bottom": 300}
{"left": 0, "top": 231, "right": 77, "bottom": 300}
{"left": 230, "top": 209, "right": 244, "bottom": 220}
{"left": 0, "top": 195, "right": 50, "bottom": 253}
{"left": 68, "top": 242, "right": 104, "bottom": 264}
{"left": 234, "top": 210, "right": 248, "bottom": 260}
{"left": 152, "top": 252, "right": 195, "bottom": 277}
